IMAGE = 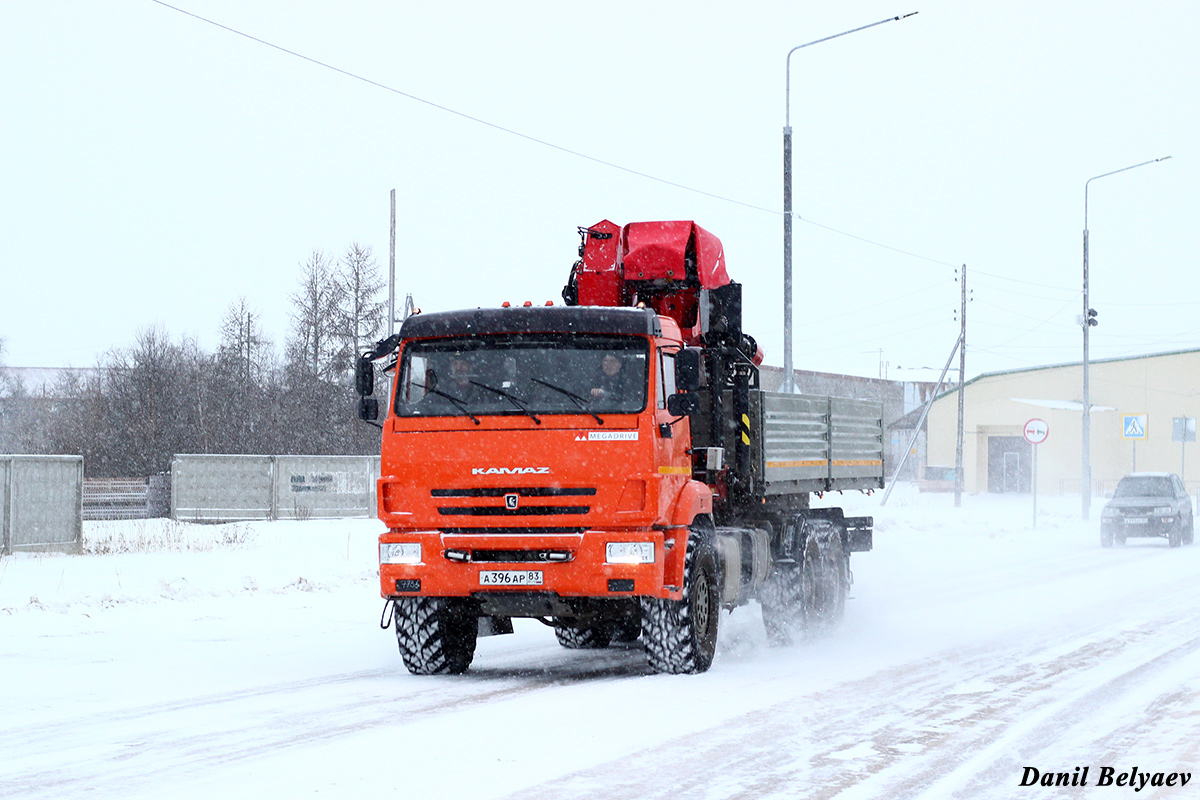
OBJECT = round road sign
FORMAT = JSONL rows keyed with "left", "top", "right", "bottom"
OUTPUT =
{"left": 1023, "top": 418, "right": 1049, "bottom": 445}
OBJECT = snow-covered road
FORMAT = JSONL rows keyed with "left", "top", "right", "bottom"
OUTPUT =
{"left": 2, "top": 490, "right": 1197, "bottom": 799}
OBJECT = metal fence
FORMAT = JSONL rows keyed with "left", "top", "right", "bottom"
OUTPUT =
{"left": 1, "top": 455, "right": 83, "bottom": 554}
{"left": 171, "top": 454, "right": 381, "bottom": 523}
{"left": 83, "top": 478, "right": 148, "bottom": 520}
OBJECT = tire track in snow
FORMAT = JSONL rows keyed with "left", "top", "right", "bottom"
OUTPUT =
{"left": 0, "top": 647, "right": 650, "bottom": 799}
{"left": 491, "top": 611, "right": 1200, "bottom": 800}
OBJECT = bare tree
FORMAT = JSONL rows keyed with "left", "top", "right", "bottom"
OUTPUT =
{"left": 219, "top": 297, "right": 273, "bottom": 382}
{"left": 55, "top": 326, "right": 196, "bottom": 476}
{"left": 335, "top": 242, "right": 386, "bottom": 367}
{"left": 0, "top": 336, "right": 11, "bottom": 396}
{"left": 286, "top": 250, "right": 344, "bottom": 381}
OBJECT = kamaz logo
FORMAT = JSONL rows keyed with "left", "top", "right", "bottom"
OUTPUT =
{"left": 471, "top": 466, "right": 551, "bottom": 475}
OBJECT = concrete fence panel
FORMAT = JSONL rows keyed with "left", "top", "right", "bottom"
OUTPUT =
{"left": 171, "top": 454, "right": 380, "bottom": 523}
{"left": 172, "top": 455, "right": 274, "bottom": 522}
{"left": 1, "top": 455, "right": 83, "bottom": 555}
{"left": 274, "top": 455, "right": 380, "bottom": 520}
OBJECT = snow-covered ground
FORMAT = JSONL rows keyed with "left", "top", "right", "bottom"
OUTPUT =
{"left": 2, "top": 486, "right": 1197, "bottom": 799}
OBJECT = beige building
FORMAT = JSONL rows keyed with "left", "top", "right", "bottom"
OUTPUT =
{"left": 927, "top": 348, "right": 1200, "bottom": 496}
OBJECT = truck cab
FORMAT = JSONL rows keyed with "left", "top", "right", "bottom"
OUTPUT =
{"left": 371, "top": 304, "right": 714, "bottom": 671}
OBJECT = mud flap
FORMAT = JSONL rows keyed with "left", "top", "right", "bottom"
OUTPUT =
{"left": 845, "top": 516, "right": 873, "bottom": 552}
{"left": 478, "top": 616, "right": 514, "bottom": 637}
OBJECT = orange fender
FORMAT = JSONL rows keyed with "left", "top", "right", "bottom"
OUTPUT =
{"left": 661, "top": 480, "right": 713, "bottom": 597}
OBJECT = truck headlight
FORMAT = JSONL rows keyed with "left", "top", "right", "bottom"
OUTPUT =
{"left": 1153, "top": 506, "right": 1173, "bottom": 517}
{"left": 380, "top": 542, "right": 422, "bottom": 564}
{"left": 1102, "top": 508, "right": 1119, "bottom": 518}
{"left": 606, "top": 542, "right": 654, "bottom": 564}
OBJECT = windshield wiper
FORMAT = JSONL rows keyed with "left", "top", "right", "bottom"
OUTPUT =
{"left": 531, "top": 378, "right": 604, "bottom": 425}
{"left": 413, "top": 383, "right": 480, "bottom": 425}
{"left": 469, "top": 380, "right": 541, "bottom": 424}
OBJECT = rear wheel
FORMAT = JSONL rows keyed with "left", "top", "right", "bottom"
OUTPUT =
{"left": 553, "top": 622, "right": 613, "bottom": 649}
{"left": 760, "top": 561, "right": 804, "bottom": 646}
{"left": 1185, "top": 515, "right": 1194, "bottom": 545}
{"left": 800, "top": 520, "right": 847, "bottom": 635}
{"left": 641, "top": 523, "right": 720, "bottom": 674}
{"left": 393, "top": 597, "right": 478, "bottom": 675}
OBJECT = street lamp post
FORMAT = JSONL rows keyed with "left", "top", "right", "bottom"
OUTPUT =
{"left": 781, "top": 12, "right": 916, "bottom": 393}
{"left": 1081, "top": 156, "right": 1172, "bottom": 519}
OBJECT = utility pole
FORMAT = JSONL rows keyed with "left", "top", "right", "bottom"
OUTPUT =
{"left": 388, "top": 188, "right": 397, "bottom": 337}
{"left": 1081, "top": 156, "right": 1171, "bottom": 520}
{"left": 954, "top": 264, "right": 967, "bottom": 507}
{"left": 880, "top": 332, "right": 961, "bottom": 507}
{"left": 781, "top": 12, "right": 917, "bottom": 393}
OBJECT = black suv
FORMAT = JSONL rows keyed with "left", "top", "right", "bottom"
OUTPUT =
{"left": 1101, "top": 472, "right": 1194, "bottom": 548}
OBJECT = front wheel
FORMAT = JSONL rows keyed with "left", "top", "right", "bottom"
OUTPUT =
{"left": 641, "top": 526, "right": 720, "bottom": 674}
{"left": 1101, "top": 528, "right": 1114, "bottom": 548}
{"left": 1169, "top": 522, "right": 1183, "bottom": 548}
{"left": 393, "top": 597, "right": 478, "bottom": 675}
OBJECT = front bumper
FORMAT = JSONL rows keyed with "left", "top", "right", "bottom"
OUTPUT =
{"left": 379, "top": 528, "right": 679, "bottom": 601}
{"left": 1102, "top": 516, "right": 1177, "bottom": 538}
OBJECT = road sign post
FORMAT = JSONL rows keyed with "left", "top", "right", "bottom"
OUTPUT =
{"left": 1024, "top": 419, "right": 1048, "bottom": 528}
{"left": 1173, "top": 417, "right": 1196, "bottom": 484}
{"left": 1123, "top": 414, "right": 1148, "bottom": 474}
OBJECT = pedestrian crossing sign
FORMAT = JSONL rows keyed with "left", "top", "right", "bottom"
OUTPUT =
{"left": 1122, "top": 414, "right": 1147, "bottom": 439}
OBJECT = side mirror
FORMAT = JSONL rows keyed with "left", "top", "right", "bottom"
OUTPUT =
{"left": 666, "top": 393, "right": 699, "bottom": 417}
{"left": 675, "top": 348, "right": 702, "bottom": 392}
{"left": 358, "top": 397, "right": 380, "bottom": 422}
{"left": 355, "top": 355, "right": 374, "bottom": 396}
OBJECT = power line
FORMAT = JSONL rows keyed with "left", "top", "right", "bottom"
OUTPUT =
{"left": 968, "top": 269, "right": 1077, "bottom": 291}
{"left": 147, "top": 0, "right": 776, "bottom": 215}
{"left": 149, "top": 1, "right": 980, "bottom": 275}
{"left": 793, "top": 216, "right": 959, "bottom": 268}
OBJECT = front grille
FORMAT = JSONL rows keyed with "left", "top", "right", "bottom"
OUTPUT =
{"left": 433, "top": 486, "right": 594, "bottom": 517}
{"left": 469, "top": 549, "right": 575, "bottom": 563}
{"left": 437, "top": 505, "right": 590, "bottom": 516}
{"left": 441, "top": 527, "right": 586, "bottom": 534}
{"left": 432, "top": 487, "right": 596, "bottom": 498}
{"left": 1109, "top": 507, "right": 1157, "bottom": 519}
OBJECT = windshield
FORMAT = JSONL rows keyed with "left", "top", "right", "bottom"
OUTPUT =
{"left": 1113, "top": 476, "right": 1173, "bottom": 498}
{"left": 394, "top": 335, "right": 649, "bottom": 418}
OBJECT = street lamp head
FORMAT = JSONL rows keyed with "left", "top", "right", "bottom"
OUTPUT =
{"left": 784, "top": 12, "right": 919, "bottom": 126}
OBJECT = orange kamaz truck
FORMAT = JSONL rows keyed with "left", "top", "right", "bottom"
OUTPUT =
{"left": 356, "top": 220, "right": 883, "bottom": 674}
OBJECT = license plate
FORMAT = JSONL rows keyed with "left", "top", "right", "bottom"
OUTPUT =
{"left": 1124, "top": 517, "right": 1147, "bottom": 524}
{"left": 479, "top": 570, "right": 543, "bottom": 587}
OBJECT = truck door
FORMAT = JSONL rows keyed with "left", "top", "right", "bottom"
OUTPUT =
{"left": 655, "top": 347, "right": 691, "bottom": 478}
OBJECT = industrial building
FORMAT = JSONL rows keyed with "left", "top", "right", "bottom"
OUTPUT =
{"left": 761, "top": 366, "right": 939, "bottom": 481}
{"left": 926, "top": 348, "right": 1200, "bottom": 496}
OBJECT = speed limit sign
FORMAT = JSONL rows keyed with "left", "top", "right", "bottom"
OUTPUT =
{"left": 1023, "top": 418, "right": 1049, "bottom": 445}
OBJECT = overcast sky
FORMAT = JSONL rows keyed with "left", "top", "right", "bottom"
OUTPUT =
{"left": 2, "top": 1, "right": 1195, "bottom": 384}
